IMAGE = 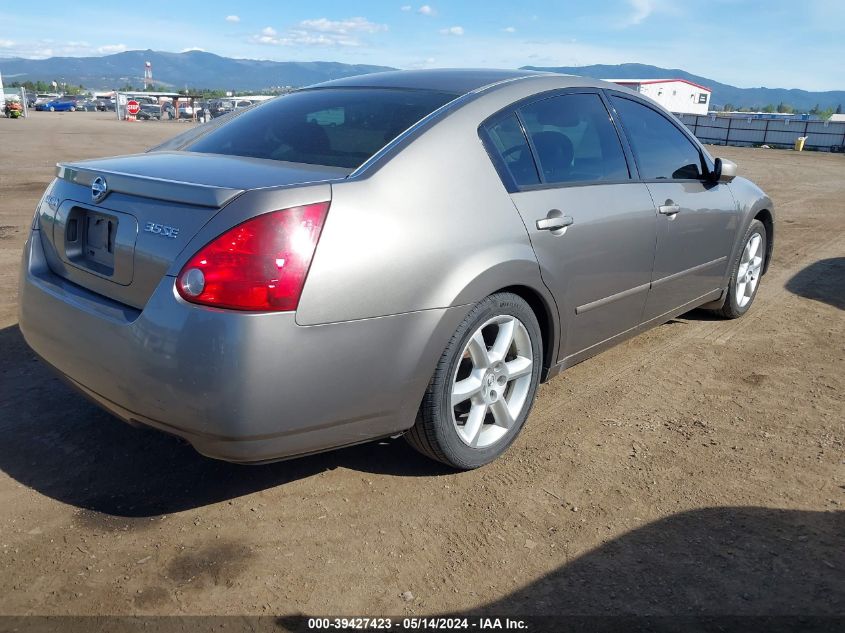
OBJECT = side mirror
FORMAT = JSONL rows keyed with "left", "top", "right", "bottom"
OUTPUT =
{"left": 712, "top": 157, "right": 737, "bottom": 183}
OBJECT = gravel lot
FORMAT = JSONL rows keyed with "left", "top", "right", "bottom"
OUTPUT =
{"left": 0, "top": 112, "right": 842, "bottom": 618}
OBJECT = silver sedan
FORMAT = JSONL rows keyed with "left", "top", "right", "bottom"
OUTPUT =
{"left": 19, "top": 69, "right": 773, "bottom": 469}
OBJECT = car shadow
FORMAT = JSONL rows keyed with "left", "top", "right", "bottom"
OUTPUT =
{"left": 0, "top": 325, "right": 449, "bottom": 518}
{"left": 785, "top": 257, "right": 845, "bottom": 310}
{"left": 279, "top": 507, "right": 844, "bottom": 630}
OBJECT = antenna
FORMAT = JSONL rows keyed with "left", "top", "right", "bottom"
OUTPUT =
{"left": 144, "top": 61, "right": 153, "bottom": 89}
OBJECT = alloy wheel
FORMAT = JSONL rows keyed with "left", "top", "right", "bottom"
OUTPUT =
{"left": 450, "top": 315, "right": 534, "bottom": 448}
{"left": 736, "top": 233, "right": 764, "bottom": 307}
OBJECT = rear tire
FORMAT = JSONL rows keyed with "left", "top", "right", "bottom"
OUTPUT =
{"left": 406, "top": 292, "right": 542, "bottom": 469}
{"left": 711, "top": 219, "right": 767, "bottom": 319}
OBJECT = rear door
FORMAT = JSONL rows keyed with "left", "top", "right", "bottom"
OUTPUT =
{"left": 484, "top": 90, "right": 657, "bottom": 362}
{"left": 608, "top": 94, "right": 736, "bottom": 319}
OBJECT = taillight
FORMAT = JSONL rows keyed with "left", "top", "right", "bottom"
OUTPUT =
{"left": 176, "top": 201, "right": 330, "bottom": 311}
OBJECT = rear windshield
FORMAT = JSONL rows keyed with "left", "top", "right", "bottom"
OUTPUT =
{"left": 186, "top": 88, "right": 457, "bottom": 169}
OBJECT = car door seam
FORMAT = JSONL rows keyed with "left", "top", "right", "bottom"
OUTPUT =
{"left": 650, "top": 256, "right": 728, "bottom": 288}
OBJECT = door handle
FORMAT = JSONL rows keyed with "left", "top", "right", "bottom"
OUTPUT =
{"left": 536, "top": 215, "right": 574, "bottom": 232}
{"left": 658, "top": 203, "right": 681, "bottom": 216}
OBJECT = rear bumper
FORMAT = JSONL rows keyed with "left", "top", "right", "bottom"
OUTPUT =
{"left": 19, "top": 230, "right": 466, "bottom": 462}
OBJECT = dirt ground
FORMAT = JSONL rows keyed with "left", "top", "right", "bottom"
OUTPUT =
{"left": 0, "top": 112, "right": 842, "bottom": 619}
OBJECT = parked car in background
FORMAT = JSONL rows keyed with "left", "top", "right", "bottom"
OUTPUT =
{"left": 96, "top": 98, "right": 116, "bottom": 111}
{"left": 75, "top": 99, "right": 98, "bottom": 112}
{"left": 36, "top": 96, "right": 81, "bottom": 112}
{"left": 177, "top": 102, "right": 194, "bottom": 119}
{"left": 19, "top": 70, "right": 774, "bottom": 469}
{"left": 208, "top": 99, "right": 233, "bottom": 118}
{"left": 208, "top": 99, "right": 255, "bottom": 118}
{"left": 137, "top": 103, "right": 163, "bottom": 120}
{"left": 34, "top": 94, "right": 59, "bottom": 107}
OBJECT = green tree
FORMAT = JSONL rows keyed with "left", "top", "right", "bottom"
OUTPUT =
{"left": 762, "top": 104, "right": 775, "bottom": 113}
{"left": 837, "top": 104, "right": 842, "bottom": 114}
{"left": 817, "top": 107, "right": 835, "bottom": 121}
{"left": 776, "top": 102, "right": 793, "bottom": 114}
{"left": 722, "top": 103, "right": 735, "bottom": 112}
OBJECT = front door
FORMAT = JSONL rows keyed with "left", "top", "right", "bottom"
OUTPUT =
{"left": 609, "top": 95, "right": 737, "bottom": 319}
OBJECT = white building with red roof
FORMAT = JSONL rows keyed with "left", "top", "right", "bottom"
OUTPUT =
{"left": 605, "top": 78, "right": 712, "bottom": 115}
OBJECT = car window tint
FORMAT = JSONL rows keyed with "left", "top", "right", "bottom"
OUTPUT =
{"left": 518, "top": 93, "right": 629, "bottom": 184}
{"left": 610, "top": 96, "right": 704, "bottom": 180}
{"left": 486, "top": 115, "right": 540, "bottom": 186}
{"left": 186, "top": 88, "right": 457, "bottom": 169}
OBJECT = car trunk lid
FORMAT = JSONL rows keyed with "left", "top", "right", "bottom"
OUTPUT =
{"left": 38, "top": 151, "right": 349, "bottom": 310}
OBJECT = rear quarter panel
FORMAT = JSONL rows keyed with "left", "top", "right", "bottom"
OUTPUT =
{"left": 296, "top": 78, "right": 584, "bottom": 330}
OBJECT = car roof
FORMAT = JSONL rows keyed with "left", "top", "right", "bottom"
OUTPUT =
{"left": 310, "top": 68, "right": 558, "bottom": 95}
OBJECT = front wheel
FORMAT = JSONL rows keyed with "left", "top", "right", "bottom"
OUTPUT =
{"left": 406, "top": 292, "right": 542, "bottom": 469}
{"left": 48, "top": 106, "right": 55, "bottom": 112}
{"left": 711, "top": 219, "right": 767, "bottom": 319}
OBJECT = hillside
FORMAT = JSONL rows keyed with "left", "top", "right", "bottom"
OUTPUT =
{"left": 522, "top": 63, "right": 845, "bottom": 111}
{"left": 1, "top": 51, "right": 842, "bottom": 109}
{"left": 0, "top": 50, "right": 394, "bottom": 91}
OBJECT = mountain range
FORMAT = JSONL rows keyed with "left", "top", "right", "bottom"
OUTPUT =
{"left": 1, "top": 50, "right": 842, "bottom": 111}
{"left": 0, "top": 50, "right": 392, "bottom": 92}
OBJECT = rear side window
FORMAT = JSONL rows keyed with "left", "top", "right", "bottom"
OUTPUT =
{"left": 518, "top": 93, "right": 630, "bottom": 184}
{"left": 186, "top": 88, "right": 457, "bottom": 169}
{"left": 485, "top": 115, "right": 540, "bottom": 186}
{"left": 610, "top": 96, "right": 705, "bottom": 180}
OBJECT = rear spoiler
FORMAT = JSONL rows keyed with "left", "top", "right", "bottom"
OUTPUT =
{"left": 56, "top": 163, "right": 243, "bottom": 208}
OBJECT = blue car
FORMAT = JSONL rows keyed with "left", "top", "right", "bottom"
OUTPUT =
{"left": 36, "top": 97, "right": 81, "bottom": 112}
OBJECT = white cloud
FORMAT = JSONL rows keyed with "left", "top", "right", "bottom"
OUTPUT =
{"left": 225, "top": 15, "right": 240, "bottom": 23}
{"left": 181, "top": 47, "right": 206, "bottom": 52}
{"left": 97, "top": 44, "right": 127, "bottom": 54}
{"left": 400, "top": 5, "right": 412, "bottom": 11}
{"left": 439, "top": 26, "right": 464, "bottom": 36}
{"left": 418, "top": 5, "right": 436, "bottom": 16}
{"left": 299, "top": 17, "right": 388, "bottom": 34}
{"left": 0, "top": 39, "right": 100, "bottom": 59}
{"left": 408, "top": 56, "right": 437, "bottom": 69}
{"left": 626, "top": 0, "right": 656, "bottom": 25}
{"left": 503, "top": 26, "right": 516, "bottom": 33}
{"left": 252, "top": 17, "right": 387, "bottom": 47}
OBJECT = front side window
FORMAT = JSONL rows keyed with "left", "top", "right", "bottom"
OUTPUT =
{"left": 187, "top": 88, "right": 457, "bottom": 169}
{"left": 518, "top": 93, "right": 630, "bottom": 184}
{"left": 610, "top": 96, "right": 705, "bottom": 180}
{"left": 485, "top": 115, "right": 540, "bottom": 187}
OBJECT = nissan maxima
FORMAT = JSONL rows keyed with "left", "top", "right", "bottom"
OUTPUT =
{"left": 19, "top": 69, "right": 774, "bottom": 469}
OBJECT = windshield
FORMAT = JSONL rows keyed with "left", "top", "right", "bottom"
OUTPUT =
{"left": 185, "top": 88, "right": 457, "bottom": 169}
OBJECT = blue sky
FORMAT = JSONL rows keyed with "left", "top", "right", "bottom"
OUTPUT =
{"left": 1, "top": 1, "right": 843, "bottom": 90}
